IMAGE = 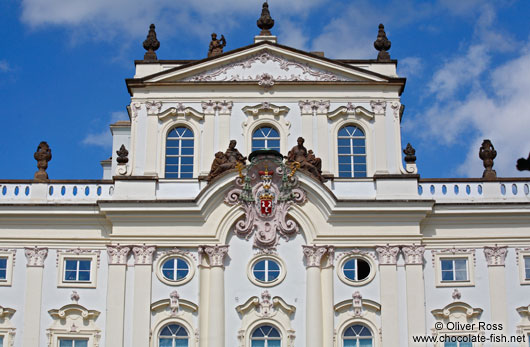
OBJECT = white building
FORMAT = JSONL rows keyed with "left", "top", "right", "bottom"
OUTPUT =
{"left": 1, "top": 5, "right": 530, "bottom": 347}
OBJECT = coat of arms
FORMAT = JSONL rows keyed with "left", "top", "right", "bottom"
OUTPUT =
{"left": 225, "top": 150, "right": 306, "bottom": 250}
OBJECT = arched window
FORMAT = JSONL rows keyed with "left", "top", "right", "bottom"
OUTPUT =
{"left": 159, "top": 323, "right": 189, "bottom": 347}
{"left": 251, "top": 325, "right": 281, "bottom": 347}
{"left": 343, "top": 324, "right": 373, "bottom": 347}
{"left": 166, "top": 127, "right": 194, "bottom": 178}
{"left": 252, "top": 127, "right": 280, "bottom": 152}
{"left": 337, "top": 125, "right": 366, "bottom": 178}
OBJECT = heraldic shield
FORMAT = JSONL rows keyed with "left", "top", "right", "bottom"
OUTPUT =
{"left": 225, "top": 149, "right": 307, "bottom": 250}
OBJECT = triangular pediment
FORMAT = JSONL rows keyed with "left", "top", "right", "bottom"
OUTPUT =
{"left": 143, "top": 43, "right": 390, "bottom": 84}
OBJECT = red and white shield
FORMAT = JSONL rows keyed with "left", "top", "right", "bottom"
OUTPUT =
{"left": 260, "top": 198, "right": 273, "bottom": 216}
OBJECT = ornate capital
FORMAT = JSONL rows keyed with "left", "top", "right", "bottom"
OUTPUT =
{"left": 201, "top": 100, "right": 216, "bottom": 114}
{"left": 302, "top": 245, "right": 329, "bottom": 268}
{"left": 146, "top": 100, "right": 162, "bottom": 115}
{"left": 375, "top": 245, "right": 400, "bottom": 265}
{"left": 390, "top": 101, "right": 401, "bottom": 119}
{"left": 216, "top": 101, "right": 233, "bottom": 114}
{"left": 370, "top": 100, "right": 387, "bottom": 115}
{"left": 199, "top": 245, "right": 229, "bottom": 267}
{"left": 484, "top": 246, "right": 507, "bottom": 266}
{"left": 315, "top": 100, "right": 330, "bottom": 114}
{"left": 401, "top": 245, "right": 425, "bottom": 265}
{"left": 106, "top": 245, "right": 131, "bottom": 265}
{"left": 24, "top": 247, "right": 48, "bottom": 267}
{"left": 130, "top": 102, "right": 142, "bottom": 121}
{"left": 132, "top": 245, "right": 157, "bottom": 265}
{"left": 298, "top": 100, "right": 314, "bottom": 114}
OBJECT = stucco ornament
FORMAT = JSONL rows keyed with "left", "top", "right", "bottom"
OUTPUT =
{"left": 483, "top": 245, "right": 507, "bottom": 266}
{"left": 225, "top": 150, "right": 307, "bottom": 250}
{"left": 24, "top": 246, "right": 48, "bottom": 267}
{"left": 375, "top": 244, "right": 400, "bottom": 265}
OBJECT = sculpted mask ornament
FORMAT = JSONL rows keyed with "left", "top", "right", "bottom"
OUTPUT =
{"left": 225, "top": 150, "right": 307, "bottom": 250}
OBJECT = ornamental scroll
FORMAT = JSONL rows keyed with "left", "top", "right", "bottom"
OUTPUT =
{"left": 225, "top": 150, "right": 307, "bottom": 250}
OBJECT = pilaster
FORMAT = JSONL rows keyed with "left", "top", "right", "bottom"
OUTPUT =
{"left": 371, "top": 100, "right": 389, "bottom": 174}
{"left": 199, "top": 245, "right": 229, "bottom": 347}
{"left": 484, "top": 246, "right": 508, "bottom": 333}
{"left": 402, "top": 245, "right": 426, "bottom": 346}
{"left": 216, "top": 101, "right": 233, "bottom": 151}
{"left": 201, "top": 101, "right": 217, "bottom": 175}
{"left": 299, "top": 101, "right": 315, "bottom": 149}
{"left": 375, "top": 245, "right": 400, "bottom": 346}
{"left": 105, "top": 245, "right": 131, "bottom": 347}
{"left": 144, "top": 101, "right": 162, "bottom": 176}
{"left": 314, "top": 101, "right": 330, "bottom": 173}
{"left": 22, "top": 247, "right": 48, "bottom": 347}
{"left": 132, "top": 245, "right": 156, "bottom": 347}
{"left": 302, "top": 245, "right": 330, "bottom": 347}
{"left": 320, "top": 246, "right": 334, "bottom": 347}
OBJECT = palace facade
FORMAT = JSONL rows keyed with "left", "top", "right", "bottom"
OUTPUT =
{"left": 1, "top": 4, "right": 530, "bottom": 347}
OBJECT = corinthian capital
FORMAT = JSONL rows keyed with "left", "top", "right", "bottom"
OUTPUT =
{"left": 132, "top": 245, "right": 157, "bottom": 265}
{"left": 370, "top": 100, "right": 387, "bottom": 115}
{"left": 107, "top": 245, "right": 131, "bottom": 265}
{"left": 216, "top": 101, "right": 233, "bottom": 114}
{"left": 24, "top": 246, "right": 48, "bottom": 267}
{"left": 302, "top": 245, "right": 329, "bottom": 268}
{"left": 484, "top": 246, "right": 507, "bottom": 266}
{"left": 146, "top": 100, "right": 162, "bottom": 115}
{"left": 401, "top": 244, "right": 425, "bottom": 265}
{"left": 199, "top": 245, "right": 229, "bottom": 267}
{"left": 314, "top": 100, "right": 330, "bottom": 114}
{"left": 375, "top": 245, "right": 400, "bottom": 265}
{"left": 298, "top": 100, "right": 314, "bottom": 114}
{"left": 201, "top": 100, "right": 216, "bottom": 114}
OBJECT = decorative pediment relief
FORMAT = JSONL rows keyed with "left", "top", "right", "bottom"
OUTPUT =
{"left": 431, "top": 302, "right": 483, "bottom": 321}
{"left": 158, "top": 103, "right": 204, "bottom": 121}
{"left": 236, "top": 290, "right": 296, "bottom": 318}
{"left": 242, "top": 103, "right": 290, "bottom": 117}
{"left": 180, "top": 51, "right": 353, "bottom": 85}
{"left": 334, "top": 292, "right": 381, "bottom": 318}
{"left": 151, "top": 291, "right": 199, "bottom": 317}
{"left": 328, "top": 103, "right": 375, "bottom": 120}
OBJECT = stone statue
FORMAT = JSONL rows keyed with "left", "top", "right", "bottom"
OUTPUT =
{"left": 34, "top": 141, "right": 52, "bottom": 181}
{"left": 516, "top": 153, "right": 530, "bottom": 171}
{"left": 285, "top": 137, "right": 324, "bottom": 182}
{"left": 208, "top": 33, "right": 226, "bottom": 58}
{"left": 207, "top": 140, "right": 247, "bottom": 182}
{"left": 479, "top": 139, "right": 497, "bottom": 180}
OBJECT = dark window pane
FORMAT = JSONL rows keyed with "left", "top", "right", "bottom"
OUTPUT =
{"left": 65, "top": 260, "right": 77, "bottom": 270}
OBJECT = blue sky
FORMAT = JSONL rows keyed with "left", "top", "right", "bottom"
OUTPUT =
{"left": 0, "top": 0, "right": 529, "bottom": 179}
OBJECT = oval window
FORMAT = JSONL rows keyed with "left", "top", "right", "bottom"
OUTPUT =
{"left": 161, "top": 257, "right": 190, "bottom": 282}
{"left": 253, "top": 259, "right": 281, "bottom": 283}
{"left": 343, "top": 258, "right": 371, "bottom": 282}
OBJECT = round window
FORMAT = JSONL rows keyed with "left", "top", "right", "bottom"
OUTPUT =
{"left": 253, "top": 259, "right": 281, "bottom": 282}
{"left": 247, "top": 255, "right": 286, "bottom": 287}
{"left": 161, "top": 257, "right": 190, "bottom": 281}
{"left": 343, "top": 258, "right": 370, "bottom": 281}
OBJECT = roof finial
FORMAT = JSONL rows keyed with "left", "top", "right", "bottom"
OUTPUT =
{"left": 257, "top": 2, "right": 275, "bottom": 36}
{"left": 143, "top": 24, "right": 160, "bottom": 61}
{"left": 373, "top": 24, "right": 391, "bottom": 62}
{"left": 34, "top": 141, "right": 52, "bottom": 181}
{"left": 479, "top": 139, "right": 497, "bottom": 180}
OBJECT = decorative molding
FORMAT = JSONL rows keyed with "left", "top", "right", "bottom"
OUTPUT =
{"left": 242, "top": 102, "right": 290, "bottom": 117}
{"left": 401, "top": 244, "right": 425, "bottom": 265}
{"left": 483, "top": 246, "right": 508, "bottom": 266}
{"left": 298, "top": 100, "right": 330, "bottom": 115}
{"left": 431, "top": 247, "right": 476, "bottom": 267}
{"left": 198, "top": 245, "right": 229, "bottom": 268}
{"left": 236, "top": 291, "right": 296, "bottom": 317}
{"left": 216, "top": 100, "right": 233, "bottom": 114}
{"left": 130, "top": 102, "right": 142, "bottom": 121}
{"left": 333, "top": 295, "right": 381, "bottom": 314}
{"left": 452, "top": 289, "right": 461, "bottom": 301}
{"left": 0, "top": 248, "right": 16, "bottom": 266}
{"left": 515, "top": 248, "right": 530, "bottom": 265}
{"left": 132, "top": 245, "right": 157, "bottom": 265}
{"left": 370, "top": 100, "right": 387, "bottom": 115}
{"left": 375, "top": 245, "right": 400, "bottom": 265}
{"left": 315, "top": 100, "right": 330, "bottom": 114}
{"left": 184, "top": 50, "right": 349, "bottom": 84}
{"left": 390, "top": 101, "right": 401, "bottom": 120}
{"left": 158, "top": 248, "right": 197, "bottom": 262}
{"left": 70, "top": 291, "right": 80, "bottom": 304}
{"left": 145, "top": 100, "right": 162, "bottom": 115}
{"left": 106, "top": 245, "right": 131, "bottom": 265}
{"left": 302, "top": 245, "right": 330, "bottom": 268}
{"left": 47, "top": 303, "right": 101, "bottom": 347}
{"left": 335, "top": 248, "right": 377, "bottom": 263}
{"left": 56, "top": 248, "right": 101, "bottom": 268}
{"left": 352, "top": 291, "right": 363, "bottom": 317}
{"left": 327, "top": 103, "right": 375, "bottom": 120}
{"left": 158, "top": 103, "right": 204, "bottom": 121}
{"left": 0, "top": 306, "right": 16, "bottom": 319}
{"left": 201, "top": 100, "right": 217, "bottom": 114}
{"left": 431, "top": 302, "right": 483, "bottom": 320}
{"left": 298, "top": 100, "right": 314, "bottom": 114}
{"left": 24, "top": 246, "right": 48, "bottom": 267}
{"left": 150, "top": 294, "right": 198, "bottom": 315}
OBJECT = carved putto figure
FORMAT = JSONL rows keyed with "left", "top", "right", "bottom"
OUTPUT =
{"left": 479, "top": 139, "right": 497, "bottom": 180}
{"left": 208, "top": 33, "right": 226, "bottom": 58}
{"left": 285, "top": 137, "right": 324, "bottom": 182}
{"left": 207, "top": 140, "right": 247, "bottom": 182}
{"left": 34, "top": 141, "right": 52, "bottom": 181}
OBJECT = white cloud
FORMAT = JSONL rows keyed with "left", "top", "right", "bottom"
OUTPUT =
{"left": 398, "top": 57, "right": 423, "bottom": 77}
{"left": 0, "top": 60, "right": 11, "bottom": 72}
{"left": 82, "top": 111, "right": 128, "bottom": 148}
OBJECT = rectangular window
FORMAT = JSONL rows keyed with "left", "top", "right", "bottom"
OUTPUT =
{"left": 441, "top": 259, "right": 468, "bottom": 282}
{"left": 0, "top": 257, "right": 7, "bottom": 281}
{"left": 0, "top": 335, "right": 3, "bottom": 347}
{"left": 525, "top": 257, "right": 530, "bottom": 280}
{"left": 64, "top": 259, "right": 91, "bottom": 282}
{"left": 59, "top": 338, "right": 88, "bottom": 347}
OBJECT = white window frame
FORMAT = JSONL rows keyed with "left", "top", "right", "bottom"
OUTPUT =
{"left": 517, "top": 249, "right": 530, "bottom": 285}
{"left": 433, "top": 252, "right": 475, "bottom": 287}
{"left": 56, "top": 336, "right": 90, "bottom": 347}
{"left": 247, "top": 254, "right": 286, "bottom": 288}
{"left": 155, "top": 251, "right": 195, "bottom": 286}
{"left": 52, "top": 333, "right": 93, "bottom": 347}
{"left": 250, "top": 324, "right": 282, "bottom": 347}
{"left": 57, "top": 253, "right": 98, "bottom": 288}
{"left": 331, "top": 119, "right": 372, "bottom": 180}
{"left": 337, "top": 253, "right": 376, "bottom": 286}
{"left": 0, "top": 250, "right": 14, "bottom": 287}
